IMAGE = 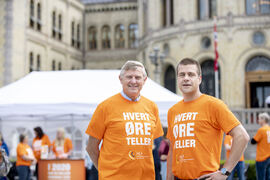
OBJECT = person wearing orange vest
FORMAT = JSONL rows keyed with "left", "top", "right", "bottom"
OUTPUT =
{"left": 16, "top": 134, "right": 36, "bottom": 180}
{"left": 166, "top": 58, "right": 250, "bottom": 180}
{"left": 251, "top": 112, "right": 270, "bottom": 180}
{"left": 32, "top": 127, "right": 51, "bottom": 178}
{"left": 224, "top": 135, "right": 245, "bottom": 180}
{"left": 85, "top": 61, "right": 163, "bottom": 180}
{"left": 52, "top": 128, "right": 73, "bottom": 159}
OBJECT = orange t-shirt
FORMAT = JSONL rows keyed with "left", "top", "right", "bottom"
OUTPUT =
{"left": 167, "top": 94, "right": 240, "bottom": 179}
{"left": 253, "top": 125, "right": 270, "bottom": 162}
{"left": 85, "top": 93, "right": 164, "bottom": 180}
{"left": 224, "top": 135, "right": 244, "bottom": 161}
{"left": 52, "top": 138, "right": 73, "bottom": 158}
{"left": 16, "top": 143, "right": 33, "bottom": 166}
{"left": 32, "top": 134, "right": 51, "bottom": 161}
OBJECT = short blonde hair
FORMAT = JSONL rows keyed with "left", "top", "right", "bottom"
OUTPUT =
{"left": 120, "top": 60, "right": 147, "bottom": 77}
{"left": 259, "top": 112, "right": 270, "bottom": 123}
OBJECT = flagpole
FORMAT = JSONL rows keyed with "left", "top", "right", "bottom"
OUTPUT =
{"left": 214, "top": 17, "right": 219, "bottom": 99}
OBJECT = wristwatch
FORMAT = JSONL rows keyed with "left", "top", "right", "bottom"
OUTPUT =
{"left": 220, "top": 168, "right": 231, "bottom": 176}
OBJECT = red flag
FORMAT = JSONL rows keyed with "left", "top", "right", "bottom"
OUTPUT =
{"left": 214, "top": 18, "right": 219, "bottom": 72}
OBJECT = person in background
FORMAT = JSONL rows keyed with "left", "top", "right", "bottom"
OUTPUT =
{"left": 16, "top": 134, "right": 36, "bottom": 180}
{"left": 159, "top": 135, "right": 170, "bottom": 180}
{"left": 251, "top": 112, "right": 270, "bottom": 180}
{"left": 85, "top": 150, "right": 98, "bottom": 180}
{"left": 32, "top": 127, "right": 51, "bottom": 178}
{"left": 153, "top": 137, "right": 162, "bottom": 180}
{"left": 224, "top": 135, "right": 246, "bottom": 180}
{"left": 52, "top": 128, "right": 73, "bottom": 159}
{"left": 0, "top": 133, "right": 10, "bottom": 180}
{"left": 0, "top": 148, "right": 11, "bottom": 178}
{"left": 0, "top": 134, "right": 9, "bottom": 157}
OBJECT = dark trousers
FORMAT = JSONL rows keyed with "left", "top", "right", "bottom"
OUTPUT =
{"left": 227, "top": 161, "right": 245, "bottom": 180}
{"left": 34, "top": 163, "right": 38, "bottom": 179}
{"left": 256, "top": 157, "right": 270, "bottom": 180}
{"left": 86, "top": 166, "right": 98, "bottom": 180}
{"left": 16, "top": 166, "right": 30, "bottom": 180}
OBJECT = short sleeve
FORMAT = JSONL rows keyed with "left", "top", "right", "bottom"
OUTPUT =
{"left": 153, "top": 103, "right": 164, "bottom": 139}
{"left": 253, "top": 129, "right": 262, "bottom": 142}
{"left": 166, "top": 108, "right": 173, "bottom": 141}
{"left": 85, "top": 103, "right": 106, "bottom": 140}
{"left": 211, "top": 100, "right": 240, "bottom": 134}
{"left": 17, "top": 145, "right": 26, "bottom": 157}
{"left": 45, "top": 135, "right": 51, "bottom": 146}
{"left": 67, "top": 138, "right": 73, "bottom": 151}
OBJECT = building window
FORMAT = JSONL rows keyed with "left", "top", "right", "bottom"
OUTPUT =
{"left": 37, "top": 3, "right": 41, "bottom": 31}
{"left": 52, "top": 11, "right": 56, "bottom": 38}
{"left": 246, "top": 0, "right": 270, "bottom": 15}
{"left": 29, "top": 52, "right": 34, "bottom": 72}
{"left": 200, "top": 60, "right": 220, "bottom": 97}
{"left": 58, "top": 14, "right": 62, "bottom": 40}
{"left": 128, "top": 24, "right": 138, "bottom": 48}
{"left": 246, "top": 56, "right": 270, "bottom": 108}
{"left": 162, "top": 0, "right": 174, "bottom": 27}
{"left": 253, "top": 31, "right": 265, "bottom": 45}
{"left": 201, "top": 36, "right": 211, "bottom": 49}
{"left": 88, "top": 26, "right": 97, "bottom": 50}
{"left": 115, "top": 24, "right": 125, "bottom": 48}
{"left": 58, "top": 62, "right": 62, "bottom": 70}
{"left": 71, "top": 21, "right": 75, "bottom": 47}
{"left": 164, "top": 65, "right": 176, "bottom": 93}
{"left": 52, "top": 60, "right": 56, "bottom": 71}
{"left": 77, "top": 24, "right": 80, "bottom": 49}
{"left": 102, "top": 25, "right": 110, "bottom": 49}
{"left": 30, "top": 0, "right": 35, "bottom": 28}
{"left": 37, "top": 54, "right": 40, "bottom": 71}
{"left": 198, "top": 0, "right": 217, "bottom": 20}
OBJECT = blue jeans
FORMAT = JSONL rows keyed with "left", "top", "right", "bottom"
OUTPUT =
{"left": 227, "top": 161, "right": 245, "bottom": 180}
{"left": 160, "top": 161, "right": 167, "bottom": 180}
{"left": 16, "top": 166, "right": 30, "bottom": 180}
{"left": 256, "top": 157, "right": 270, "bottom": 180}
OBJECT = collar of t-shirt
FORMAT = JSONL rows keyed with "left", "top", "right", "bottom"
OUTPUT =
{"left": 121, "top": 91, "right": 140, "bottom": 102}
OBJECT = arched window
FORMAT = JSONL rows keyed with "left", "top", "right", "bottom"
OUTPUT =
{"left": 246, "top": 56, "right": 270, "bottom": 108}
{"left": 58, "top": 14, "right": 62, "bottom": 40}
{"left": 37, "top": 3, "right": 41, "bottom": 31}
{"left": 29, "top": 52, "right": 34, "bottom": 72}
{"left": 246, "top": 0, "right": 270, "bottom": 15}
{"left": 77, "top": 24, "right": 81, "bottom": 49}
{"left": 88, "top": 26, "right": 97, "bottom": 50}
{"left": 198, "top": 0, "right": 217, "bottom": 20}
{"left": 102, "top": 25, "right": 111, "bottom": 49}
{"left": 58, "top": 62, "right": 62, "bottom": 71}
{"left": 52, "top": 11, "right": 56, "bottom": 38}
{"left": 30, "top": 0, "right": 35, "bottom": 28}
{"left": 52, "top": 60, "right": 56, "bottom": 71}
{"left": 37, "top": 54, "right": 40, "bottom": 71}
{"left": 71, "top": 21, "right": 75, "bottom": 47}
{"left": 246, "top": 56, "right": 270, "bottom": 72}
{"left": 200, "top": 60, "right": 220, "bottom": 97}
{"left": 115, "top": 24, "right": 125, "bottom": 48}
{"left": 164, "top": 65, "right": 176, "bottom": 93}
{"left": 128, "top": 24, "right": 138, "bottom": 48}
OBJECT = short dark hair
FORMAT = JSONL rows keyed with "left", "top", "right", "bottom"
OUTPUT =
{"left": 19, "top": 134, "right": 26, "bottom": 143}
{"left": 34, "top": 127, "right": 44, "bottom": 139}
{"left": 176, "top": 58, "right": 202, "bottom": 76}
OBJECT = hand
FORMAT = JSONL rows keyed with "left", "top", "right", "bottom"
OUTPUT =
{"left": 198, "top": 171, "right": 227, "bottom": 180}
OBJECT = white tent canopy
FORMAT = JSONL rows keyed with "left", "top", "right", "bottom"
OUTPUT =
{"left": 0, "top": 70, "right": 181, "bottom": 157}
